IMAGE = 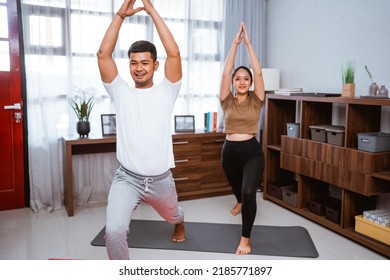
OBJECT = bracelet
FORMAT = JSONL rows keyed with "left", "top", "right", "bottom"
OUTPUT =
{"left": 116, "top": 12, "right": 125, "bottom": 20}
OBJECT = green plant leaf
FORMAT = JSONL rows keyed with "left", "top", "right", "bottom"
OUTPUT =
{"left": 70, "top": 96, "right": 94, "bottom": 121}
{"left": 342, "top": 61, "right": 355, "bottom": 84}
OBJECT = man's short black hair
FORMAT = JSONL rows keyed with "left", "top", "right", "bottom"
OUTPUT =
{"left": 128, "top": 40, "right": 157, "bottom": 62}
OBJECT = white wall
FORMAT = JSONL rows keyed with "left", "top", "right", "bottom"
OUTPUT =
{"left": 265, "top": 0, "right": 390, "bottom": 94}
{"left": 265, "top": 0, "right": 389, "bottom": 208}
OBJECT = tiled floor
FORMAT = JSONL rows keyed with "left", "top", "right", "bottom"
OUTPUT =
{"left": 0, "top": 193, "right": 387, "bottom": 260}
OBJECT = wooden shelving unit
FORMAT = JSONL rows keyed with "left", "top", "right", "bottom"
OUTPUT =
{"left": 263, "top": 94, "right": 390, "bottom": 258}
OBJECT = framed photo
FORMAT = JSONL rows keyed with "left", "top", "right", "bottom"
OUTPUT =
{"left": 101, "top": 114, "right": 117, "bottom": 136}
{"left": 174, "top": 115, "right": 195, "bottom": 132}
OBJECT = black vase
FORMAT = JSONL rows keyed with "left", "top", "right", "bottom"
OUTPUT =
{"left": 77, "top": 121, "right": 90, "bottom": 138}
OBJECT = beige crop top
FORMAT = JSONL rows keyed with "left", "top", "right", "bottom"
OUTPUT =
{"left": 220, "top": 91, "right": 263, "bottom": 134}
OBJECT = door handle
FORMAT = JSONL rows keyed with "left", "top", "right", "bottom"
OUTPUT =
{"left": 4, "top": 103, "right": 21, "bottom": 110}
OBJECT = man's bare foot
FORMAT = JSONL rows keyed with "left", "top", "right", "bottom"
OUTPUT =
{"left": 230, "top": 203, "right": 241, "bottom": 216}
{"left": 235, "top": 236, "right": 251, "bottom": 255}
{"left": 172, "top": 222, "right": 185, "bottom": 243}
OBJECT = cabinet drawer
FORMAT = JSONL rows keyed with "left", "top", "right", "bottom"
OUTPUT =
{"left": 201, "top": 137, "right": 225, "bottom": 156}
{"left": 172, "top": 154, "right": 201, "bottom": 179}
{"left": 172, "top": 166, "right": 201, "bottom": 193}
{"left": 172, "top": 149, "right": 201, "bottom": 193}
{"left": 200, "top": 136, "right": 229, "bottom": 189}
{"left": 201, "top": 163, "right": 228, "bottom": 189}
{"left": 174, "top": 178, "right": 201, "bottom": 193}
{"left": 174, "top": 152, "right": 200, "bottom": 167}
{"left": 173, "top": 138, "right": 201, "bottom": 156}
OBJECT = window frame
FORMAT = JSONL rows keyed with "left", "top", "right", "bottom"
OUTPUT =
{"left": 23, "top": 4, "right": 67, "bottom": 55}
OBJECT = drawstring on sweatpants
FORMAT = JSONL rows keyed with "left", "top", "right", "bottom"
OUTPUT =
{"left": 140, "top": 177, "right": 153, "bottom": 193}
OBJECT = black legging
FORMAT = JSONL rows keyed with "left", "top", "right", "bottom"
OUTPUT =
{"left": 221, "top": 137, "right": 264, "bottom": 238}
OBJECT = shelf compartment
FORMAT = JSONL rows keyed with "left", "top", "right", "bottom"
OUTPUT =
{"left": 265, "top": 98, "right": 296, "bottom": 146}
{"left": 342, "top": 190, "right": 376, "bottom": 229}
{"left": 300, "top": 175, "right": 330, "bottom": 211}
{"left": 301, "top": 101, "right": 333, "bottom": 140}
{"left": 265, "top": 149, "right": 295, "bottom": 186}
{"left": 346, "top": 104, "right": 382, "bottom": 149}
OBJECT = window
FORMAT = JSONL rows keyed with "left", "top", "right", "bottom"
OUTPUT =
{"left": 0, "top": 3, "right": 9, "bottom": 71}
{"left": 22, "top": 0, "right": 225, "bottom": 129}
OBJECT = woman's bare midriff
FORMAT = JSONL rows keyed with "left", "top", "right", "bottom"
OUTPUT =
{"left": 226, "top": 134, "right": 254, "bottom": 141}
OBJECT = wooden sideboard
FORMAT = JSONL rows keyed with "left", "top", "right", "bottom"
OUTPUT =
{"left": 171, "top": 131, "right": 231, "bottom": 200}
{"left": 62, "top": 131, "right": 230, "bottom": 216}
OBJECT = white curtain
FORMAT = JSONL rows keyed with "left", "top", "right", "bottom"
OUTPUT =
{"left": 20, "top": 0, "right": 119, "bottom": 212}
{"left": 20, "top": 0, "right": 230, "bottom": 212}
{"left": 224, "top": 0, "right": 266, "bottom": 68}
{"left": 165, "top": 0, "right": 225, "bottom": 129}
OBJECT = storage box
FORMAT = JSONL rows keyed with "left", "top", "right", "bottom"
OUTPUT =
{"left": 310, "top": 125, "right": 332, "bottom": 142}
{"left": 326, "top": 126, "right": 345, "bottom": 146}
{"left": 287, "top": 123, "right": 300, "bottom": 138}
{"left": 357, "top": 132, "right": 390, "bottom": 152}
{"left": 268, "top": 182, "right": 296, "bottom": 200}
{"left": 325, "top": 197, "right": 341, "bottom": 224}
{"left": 281, "top": 185, "right": 298, "bottom": 207}
{"left": 267, "top": 182, "right": 283, "bottom": 200}
{"left": 309, "top": 199, "right": 325, "bottom": 216}
{"left": 355, "top": 215, "right": 390, "bottom": 245}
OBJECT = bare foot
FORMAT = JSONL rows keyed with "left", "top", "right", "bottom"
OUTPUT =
{"left": 235, "top": 236, "right": 251, "bottom": 255}
{"left": 230, "top": 203, "right": 241, "bottom": 216}
{"left": 172, "top": 222, "right": 185, "bottom": 243}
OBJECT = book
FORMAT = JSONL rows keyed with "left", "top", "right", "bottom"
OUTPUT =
{"left": 204, "top": 112, "right": 217, "bottom": 132}
{"left": 204, "top": 113, "right": 207, "bottom": 131}
{"left": 213, "top": 112, "right": 217, "bottom": 132}
{"left": 274, "top": 88, "right": 303, "bottom": 95}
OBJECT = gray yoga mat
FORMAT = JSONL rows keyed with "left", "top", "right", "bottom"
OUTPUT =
{"left": 91, "top": 220, "right": 319, "bottom": 258}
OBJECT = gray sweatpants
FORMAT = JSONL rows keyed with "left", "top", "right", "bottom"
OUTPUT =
{"left": 105, "top": 166, "right": 184, "bottom": 260}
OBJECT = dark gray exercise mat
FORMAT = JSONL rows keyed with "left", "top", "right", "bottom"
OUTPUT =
{"left": 91, "top": 220, "right": 319, "bottom": 258}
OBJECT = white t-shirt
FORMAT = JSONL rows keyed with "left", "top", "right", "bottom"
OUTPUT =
{"left": 103, "top": 75, "right": 181, "bottom": 175}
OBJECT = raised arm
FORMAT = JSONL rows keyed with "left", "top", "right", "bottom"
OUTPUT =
{"left": 242, "top": 24, "right": 265, "bottom": 101}
{"left": 219, "top": 24, "right": 244, "bottom": 101}
{"left": 97, "top": 0, "right": 143, "bottom": 83}
{"left": 142, "top": 0, "right": 182, "bottom": 83}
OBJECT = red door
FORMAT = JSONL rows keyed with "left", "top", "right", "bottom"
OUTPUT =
{"left": 0, "top": 0, "right": 25, "bottom": 210}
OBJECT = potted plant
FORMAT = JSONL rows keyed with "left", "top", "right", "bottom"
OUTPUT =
{"left": 365, "top": 65, "right": 378, "bottom": 96}
{"left": 70, "top": 94, "right": 94, "bottom": 137}
{"left": 341, "top": 61, "right": 355, "bottom": 98}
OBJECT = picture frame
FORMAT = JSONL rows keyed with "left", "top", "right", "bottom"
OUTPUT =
{"left": 174, "top": 115, "right": 195, "bottom": 132}
{"left": 101, "top": 114, "right": 117, "bottom": 136}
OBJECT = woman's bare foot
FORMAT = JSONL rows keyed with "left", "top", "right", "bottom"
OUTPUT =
{"left": 235, "top": 236, "right": 251, "bottom": 255}
{"left": 230, "top": 203, "right": 241, "bottom": 216}
{"left": 172, "top": 222, "right": 185, "bottom": 243}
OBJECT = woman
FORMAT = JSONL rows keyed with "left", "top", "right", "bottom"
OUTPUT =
{"left": 219, "top": 23, "right": 265, "bottom": 255}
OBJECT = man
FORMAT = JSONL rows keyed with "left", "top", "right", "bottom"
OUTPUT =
{"left": 97, "top": 0, "right": 185, "bottom": 260}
